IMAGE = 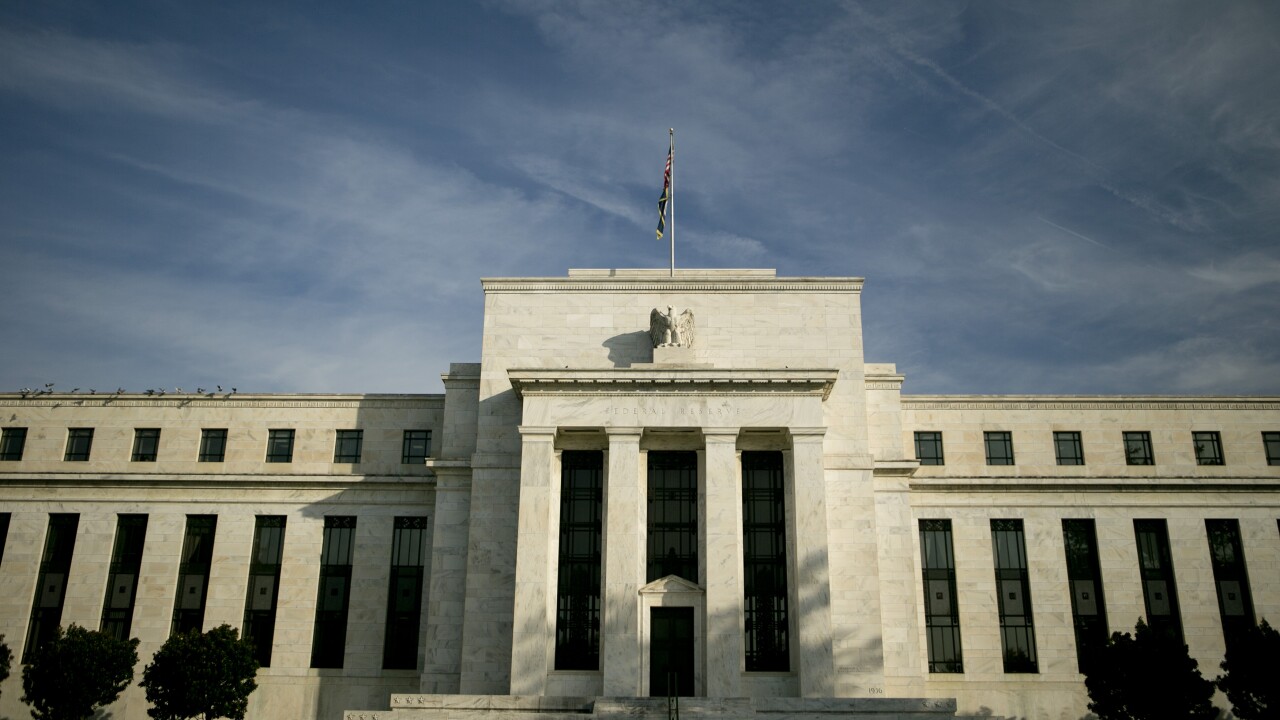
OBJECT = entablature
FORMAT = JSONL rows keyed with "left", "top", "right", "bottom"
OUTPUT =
{"left": 507, "top": 368, "right": 839, "bottom": 400}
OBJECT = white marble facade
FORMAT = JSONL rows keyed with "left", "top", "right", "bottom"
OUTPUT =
{"left": 0, "top": 268, "right": 1277, "bottom": 720}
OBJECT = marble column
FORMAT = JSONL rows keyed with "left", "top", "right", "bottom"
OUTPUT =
{"left": 602, "top": 427, "right": 645, "bottom": 696}
{"left": 702, "top": 428, "right": 744, "bottom": 697}
{"left": 786, "top": 427, "right": 836, "bottom": 697}
{"left": 509, "top": 426, "right": 557, "bottom": 695}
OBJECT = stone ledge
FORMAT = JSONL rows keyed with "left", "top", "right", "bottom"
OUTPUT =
{"left": 350, "top": 695, "right": 991, "bottom": 720}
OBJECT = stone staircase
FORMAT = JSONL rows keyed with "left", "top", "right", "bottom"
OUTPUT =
{"left": 344, "top": 695, "right": 1004, "bottom": 720}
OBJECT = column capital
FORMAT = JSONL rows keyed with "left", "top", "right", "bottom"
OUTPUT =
{"left": 702, "top": 427, "right": 740, "bottom": 442}
{"left": 518, "top": 425, "right": 557, "bottom": 438}
{"left": 788, "top": 426, "right": 827, "bottom": 441}
{"left": 604, "top": 426, "right": 645, "bottom": 439}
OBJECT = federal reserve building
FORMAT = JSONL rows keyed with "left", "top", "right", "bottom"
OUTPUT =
{"left": 1, "top": 268, "right": 1277, "bottom": 720}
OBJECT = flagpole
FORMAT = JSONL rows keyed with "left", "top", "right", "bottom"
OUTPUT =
{"left": 669, "top": 128, "right": 675, "bottom": 277}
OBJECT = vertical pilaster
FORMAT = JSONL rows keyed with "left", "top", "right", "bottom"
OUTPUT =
{"left": 702, "top": 428, "right": 743, "bottom": 697}
{"left": 602, "top": 427, "right": 645, "bottom": 696}
{"left": 787, "top": 427, "right": 836, "bottom": 696}
{"left": 510, "top": 426, "right": 557, "bottom": 695}
{"left": 421, "top": 462, "right": 472, "bottom": 693}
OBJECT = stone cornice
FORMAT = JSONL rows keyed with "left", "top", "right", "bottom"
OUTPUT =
{"left": 0, "top": 473, "right": 436, "bottom": 491}
{"left": 903, "top": 395, "right": 1280, "bottom": 411}
{"left": 0, "top": 394, "right": 444, "bottom": 410}
{"left": 507, "top": 368, "right": 838, "bottom": 400}
{"left": 910, "top": 477, "right": 1280, "bottom": 493}
{"left": 481, "top": 274, "right": 862, "bottom": 294}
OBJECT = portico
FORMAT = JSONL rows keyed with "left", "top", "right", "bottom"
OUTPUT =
{"left": 507, "top": 367, "right": 838, "bottom": 698}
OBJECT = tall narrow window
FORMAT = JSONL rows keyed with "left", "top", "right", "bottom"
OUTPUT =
{"left": 1, "top": 427, "right": 27, "bottom": 461}
{"left": 0, "top": 512, "right": 10, "bottom": 565}
{"left": 132, "top": 429, "right": 160, "bottom": 462}
{"left": 311, "top": 516, "right": 355, "bottom": 668}
{"left": 172, "top": 515, "right": 217, "bottom": 635}
{"left": 25, "top": 514, "right": 79, "bottom": 660}
{"left": 1264, "top": 432, "right": 1280, "bottom": 466}
{"left": 1193, "top": 431, "right": 1224, "bottom": 465}
{"left": 914, "top": 432, "right": 945, "bottom": 466}
{"left": 1205, "top": 519, "right": 1254, "bottom": 651}
{"left": 1062, "top": 519, "right": 1108, "bottom": 672}
{"left": 64, "top": 428, "right": 94, "bottom": 461}
{"left": 199, "top": 429, "right": 228, "bottom": 462}
{"left": 1134, "top": 519, "right": 1182, "bottom": 644}
{"left": 384, "top": 516, "right": 428, "bottom": 669}
{"left": 984, "top": 431, "right": 1015, "bottom": 465}
{"left": 555, "top": 451, "right": 603, "bottom": 671}
{"left": 743, "top": 451, "right": 789, "bottom": 672}
{"left": 266, "top": 429, "right": 295, "bottom": 463}
{"left": 244, "top": 516, "right": 286, "bottom": 667}
{"left": 647, "top": 451, "right": 698, "bottom": 583}
{"left": 919, "top": 519, "right": 963, "bottom": 673}
{"left": 334, "top": 430, "right": 362, "bottom": 464}
{"left": 1124, "top": 431, "right": 1154, "bottom": 465}
{"left": 1054, "top": 432, "right": 1084, "bottom": 465}
{"left": 402, "top": 430, "right": 430, "bottom": 464}
{"left": 992, "top": 519, "right": 1037, "bottom": 672}
{"left": 101, "top": 514, "right": 148, "bottom": 641}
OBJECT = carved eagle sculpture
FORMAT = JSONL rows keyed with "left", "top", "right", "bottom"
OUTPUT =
{"left": 649, "top": 305, "right": 695, "bottom": 348}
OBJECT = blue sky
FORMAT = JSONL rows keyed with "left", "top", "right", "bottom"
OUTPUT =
{"left": 2, "top": 1, "right": 1278, "bottom": 395}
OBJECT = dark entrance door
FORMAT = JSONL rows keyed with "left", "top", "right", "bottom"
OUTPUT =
{"left": 650, "top": 607, "right": 695, "bottom": 697}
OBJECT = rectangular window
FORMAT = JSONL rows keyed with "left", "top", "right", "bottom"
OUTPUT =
{"left": 266, "top": 429, "right": 295, "bottom": 463}
{"left": 333, "top": 430, "right": 362, "bottom": 464}
{"left": 554, "top": 451, "right": 603, "bottom": 671}
{"left": 919, "top": 519, "right": 963, "bottom": 673}
{"left": 1054, "top": 431, "right": 1085, "bottom": 466}
{"left": 742, "top": 451, "right": 790, "bottom": 672}
{"left": 1062, "top": 519, "right": 1108, "bottom": 673}
{"left": 647, "top": 451, "right": 698, "bottom": 583}
{"left": 131, "top": 428, "right": 161, "bottom": 462}
{"left": 244, "top": 516, "right": 286, "bottom": 667}
{"left": 914, "top": 432, "right": 945, "bottom": 466}
{"left": 1193, "top": 431, "right": 1224, "bottom": 466}
{"left": 172, "top": 515, "right": 217, "bottom": 635}
{"left": 101, "top": 514, "right": 148, "bottom": 642}
{"left": 199, "top": 429, "right": 228, "bottom": 462}
{"left": 0, "top": 427, "right": 27, "bottom": 461}
{"left": 402, "top": 430, "right": 430, "bottom": 464}
{"left": 992, "top": 519, "right": 1038, "bottom": 672}
{"left": 25, "top": 514, "right": 79, "bottom": 661}
{"left": 984, "top": 431, "right": 1015, "bottom": 465}
{"left": 384, "top": 516, "right": 428, "bottom": 669}
{"left": 1124, "top": 431, "right": 1154, "bottom": 465}
{"left": 64, "top": 428, "right": 94, "bottom": 461}
{"left": 1134, "top": 519, "right": 1183, "bottom": 644}
{"left": 1265, "top": 432, "right": 1280, "bottom": 466}
{"left": 311, "top": 516, "right": 355, "bottom": 668}
{"left": 1205, "top": 519, "right": 1254, "bottom": 651}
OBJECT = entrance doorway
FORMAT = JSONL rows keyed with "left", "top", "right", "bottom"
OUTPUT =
{"left": 649, "top": 607, "right": 695, "bottom": 697}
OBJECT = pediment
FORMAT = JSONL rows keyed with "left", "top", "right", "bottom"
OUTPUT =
{"left": 639, "top": 575, "right": 704, "bottom": 595}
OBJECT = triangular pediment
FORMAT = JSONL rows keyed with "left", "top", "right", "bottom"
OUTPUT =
{"left": 639, "top": 574, "right": 704, "bottom": 595}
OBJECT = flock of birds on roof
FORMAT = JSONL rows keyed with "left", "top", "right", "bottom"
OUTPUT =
{"left": 16, "top": 383, "right": 237, "bottom": 399}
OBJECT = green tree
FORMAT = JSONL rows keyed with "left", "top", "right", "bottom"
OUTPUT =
{"left": 1084, "top": 619, "right": 1218, "bottom": 720}
{"left": 140, "top": 624, "right": 259, "bottom": 720}
{"left": 1217, "top": 619, "right": 1280, "bottom": 720}
{"left": 20, "top": 624, "right": 139, "bottom": 720}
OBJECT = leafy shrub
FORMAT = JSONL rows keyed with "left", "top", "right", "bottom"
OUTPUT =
{"left": 139, "top": 624, "right": 259, "bottom": 720}
{"left": 20, "top": 624, "right": 139, "bottom": 720}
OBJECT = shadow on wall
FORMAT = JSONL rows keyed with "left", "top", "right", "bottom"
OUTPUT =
{"left": 603, "top": 331, "right": 651, "bottom": 368}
